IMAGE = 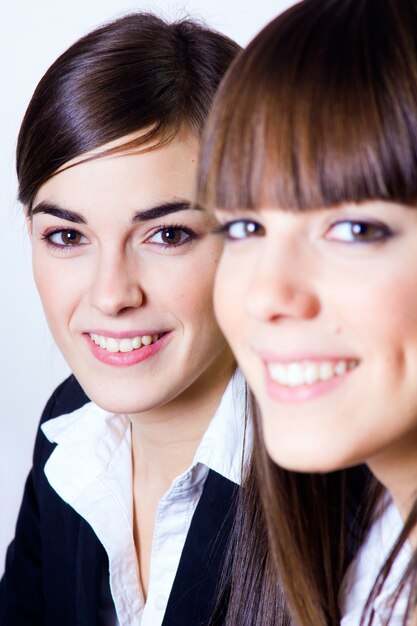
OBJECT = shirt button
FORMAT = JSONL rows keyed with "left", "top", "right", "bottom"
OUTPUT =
{"left": 154, "top": 594, "right": 168, "bottom": 611}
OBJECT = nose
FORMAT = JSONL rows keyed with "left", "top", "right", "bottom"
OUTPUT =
{"left": 89, "top": 248, "right": 144, "bottom": 316}
{"left": 245, "top": 247, "right": 320, "bottom": 323}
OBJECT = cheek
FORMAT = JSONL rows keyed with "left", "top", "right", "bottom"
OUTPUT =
{"left": 32, "top": 256, "right": 58, "bottom": 315}
{"left": 376, "top": 282, "right": 417, "bottom": 385}
{"left": 354, "top": 270, "right": 417, "bottom": 362}
{"left": 32, "top": 255, "right": 79, "bottom": 335}
{"left": 167, "top": 249, "right": 220, "bottom": 331}
{"left": 214, "top": 254, "right": 245, "bottom": 345}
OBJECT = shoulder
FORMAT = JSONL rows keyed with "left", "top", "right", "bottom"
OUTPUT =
{"left": 32, "top": 376, "right": 89, "bottom": 471}
{"left": 40, "top": 375, "right": 89, "bottom": 426}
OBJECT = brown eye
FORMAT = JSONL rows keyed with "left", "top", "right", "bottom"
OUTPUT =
{"left": 351, "top": 223, "right": 380, "bottom": 240}
{"left": 221, "top": 220, "right": 265, "bottom": 240}
{"left": 148, "top": 226, "right": 194, "bottom": 246}
{"left": 46, "top": 229, "right": 87, "bottom": 247}
{"left": 325, "top": 221, "right": 391, "bottom": 243}
{"left": 161, "top": 228, "right": 183, "bottom": 244}
{"left": 59, "top": 230, "right": 83, "bottom": 245}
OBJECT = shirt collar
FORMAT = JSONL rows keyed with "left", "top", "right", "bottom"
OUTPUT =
{"left": 41, "top": 369, "right": 249, "bottom": 625}
{"left": 192, "top": 368, "right": 250, "bottom": 485}
{"left": 42, "top": 401, "right": 131, "bottom": 506}
{"left": 340, "top": 495, "right": 412, "bottom": 625}
{"left": 41, "top": 367, "right": 250, "bottom": 504}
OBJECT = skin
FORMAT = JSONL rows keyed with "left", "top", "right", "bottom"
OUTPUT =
{"left": 214, "top": 200, "right": 417, "bottom": 520}
{"left": 29, "top": 129, "right": 235, "bottom": 595}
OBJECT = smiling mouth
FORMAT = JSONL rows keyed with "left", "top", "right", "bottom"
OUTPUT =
{"left": 267, "top": 359, "right": 358, "bottom": 388}
{"left": 89, "top": 333, "right": 163, "bottom": 353}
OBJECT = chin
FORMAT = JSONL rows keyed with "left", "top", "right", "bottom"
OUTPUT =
{"left": 76, "top": 382, "right": 149, "bottom": 415}
{"left": 264, "top": 440, "right": 361, "bottom": 474}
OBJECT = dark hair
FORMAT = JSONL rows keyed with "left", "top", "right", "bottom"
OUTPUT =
{"left": 198, "top": 0, "right": 417, "bottom": 624}
{"left": 211, "top": 395, "right": 376, "bottom": 626}
{"left": 17, "top": 12, "right": 240, "bottom": 213}
{"left": 199, "top": 0, "right": 417, "bottom": 212}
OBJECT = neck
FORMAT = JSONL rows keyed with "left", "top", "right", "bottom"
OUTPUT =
{"left": 368, "top": 431, "right": 417, "bottom": 537}
{"left": 131, "top": 350, "right": 235, "bottom": 492}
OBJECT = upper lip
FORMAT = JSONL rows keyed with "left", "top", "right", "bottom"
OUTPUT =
{"left": 84, "top": 329, "right": 168, "bottom": 339}
{"left": 254, "top": 349, "right": 358, "bottom": 364}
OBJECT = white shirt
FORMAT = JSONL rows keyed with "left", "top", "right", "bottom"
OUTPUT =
{"left": 41, "top": 370, "right": 249, "bottom": 626}
{"left": 340, "top": 496, "right": 412, "bottom": 625}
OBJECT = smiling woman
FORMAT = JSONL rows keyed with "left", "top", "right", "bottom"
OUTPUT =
{"left": 29, "top": 131, "right": 226, "bottom": 419}
{"left": 197, "top": 0, "right": 417, "bottom": 624}
{"left": 0, "top": 14, "right": 244, "bottom": 626}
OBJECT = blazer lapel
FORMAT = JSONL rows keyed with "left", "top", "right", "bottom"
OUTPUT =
{"left": 74, "top": 517, "right": 109, "bottom": 626}
{"left": 162, "top": 469, "right": 238, "bottom": 626}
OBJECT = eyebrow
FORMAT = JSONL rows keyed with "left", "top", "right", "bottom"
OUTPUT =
{"left": 31, "top": 202, "right": 87, "bottom": 223}
{"left": 132, "top": 201, "right": 197, "bottom": 222}
{"left": 30, "top": 200, "right": 198, "bottom": 224}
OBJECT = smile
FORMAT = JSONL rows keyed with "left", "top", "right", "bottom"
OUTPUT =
{"left": 89, "top": 333, "right": 160, "bottom": 353}
{"left": 86, "top": 331, "right": 171, "bottom": 367}
{"left": 267, "top": 359, "right": 358, "bottom": 388}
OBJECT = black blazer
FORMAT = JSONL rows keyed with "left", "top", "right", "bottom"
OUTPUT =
{"left": 0, "top": 376, "right": 238, "bottom": 626}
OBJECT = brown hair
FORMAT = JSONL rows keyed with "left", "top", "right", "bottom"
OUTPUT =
{"left": 17, "top": 12, "right": 240, "bottom": 212}
{"left": 211, "top": 396, "right": 376, "bottom": 626}
{"left": 198, "top": 0, "right": 417, "bottom": 624}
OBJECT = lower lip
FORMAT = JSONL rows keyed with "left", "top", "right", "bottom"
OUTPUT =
{"left": 265, "top": 367, "right": 353, "bottom": 403}
{"left": 85, "top": 332, "right": 171, "bottom": 367}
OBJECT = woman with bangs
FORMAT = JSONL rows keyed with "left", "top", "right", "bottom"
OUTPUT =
{"left": 0, "top": 14, "right": 248, "bottom": 626}
{"left": 198, "top": 0, "right": 417, "bottom": 624}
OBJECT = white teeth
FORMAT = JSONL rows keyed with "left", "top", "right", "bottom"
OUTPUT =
{"left": 268, "top": 359, "right": 356, "bottom": 388}
{"left": 287, "top": 363, "right": 304, "bottom": 387}
{"left": 106, "top": 338, "right": 119, "bottom": 353}
{"left": 269, "top": 364, "right": 286, "bottom": 385}
{"left": 305, "top": 362, "right": 319, "bottom": 385}
{"left": 119, "top": 338, "right": 134, "bottom": 353}
{"left": 89, "top": 333, "right": 160, "bottom": 353}
{"left": 334, "top": 360, "right": 347, "bottom": 376}
{"left": 319, "top": 362, "right": 333, "bottom": 381}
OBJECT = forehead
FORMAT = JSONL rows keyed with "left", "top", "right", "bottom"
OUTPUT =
{"left": 34, "top": 132, "right": 200, "bottom": 215}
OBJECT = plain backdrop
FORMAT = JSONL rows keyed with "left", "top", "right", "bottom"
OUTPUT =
{"left": 0, "top": 0, "right": 295, "bottom": 574}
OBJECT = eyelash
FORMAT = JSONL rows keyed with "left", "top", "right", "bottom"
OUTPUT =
{"left": 214, "top": 220, "right": 265, "bottom": 241}
{"left": 324, "top": 220, "right": 392, "bottom": 243}
{"left": 213, "top": 218, "right": 391, "bottom": 245}
{"left": 41, "top": 228, "right": 88, "bottom": 252}
{"left": 41, "top": 223, "right": 198, "bottom": 252}
{"left": 145, "top": 223, "right": 197, "bottom": 248}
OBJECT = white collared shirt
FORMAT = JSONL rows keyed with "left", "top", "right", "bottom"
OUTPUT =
{"left": 340, "top": 495, "right": 412, "bottom": 625}
{"left": 41, "top": 370, "right": 249, "bottom": 626}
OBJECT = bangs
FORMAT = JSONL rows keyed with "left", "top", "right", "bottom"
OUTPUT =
{"left": 198, "top": 0, "right": 417, "bottom": 212}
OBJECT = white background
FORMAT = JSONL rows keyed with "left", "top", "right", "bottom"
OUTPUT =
{"left": 0, "top": 0, "right": 295, "bottom": 573}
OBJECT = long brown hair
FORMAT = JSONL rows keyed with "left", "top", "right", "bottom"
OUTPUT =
{"left": 198, "top": 0, "right": 417, "bottom": 624}
{"left": 17, "top": 13, "right": 240, "bottom": 212}
{"left": 210, "top": 394, "right": 376, "bottom": 626}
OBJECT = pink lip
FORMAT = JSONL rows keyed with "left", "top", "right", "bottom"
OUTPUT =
{"left": 255, "top": 349, "right": 354, "bottom": 363}
{"left": 265, "top": 370, "right": 350, "bottom": 403}
{"left": 85, "top": 329, "right": 164, "bottom": 339}
{"left": 258, "top": 352, "right": 359, "bottom": 404}
{"left": 84, "top": 331, "right": 171, "bottom": 367}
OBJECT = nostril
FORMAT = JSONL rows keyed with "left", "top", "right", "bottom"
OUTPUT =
{"left": 90, "top": 282, "right": 145, "bottom": 316}
{"left": 245, "top": 279, "right": 320, "bottom": 322}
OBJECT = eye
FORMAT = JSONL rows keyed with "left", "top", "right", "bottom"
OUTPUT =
{"left": 218, "top": 220, "right": 265, "bottom": 240}
{"left": 325, "top": 220, "right": 391, "bottom": 243}
{"left": 146, "top": 226, "right": 195, "bottom": 247}
{"left": 44, "top": 229, "right": 88, "bottom": 248}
